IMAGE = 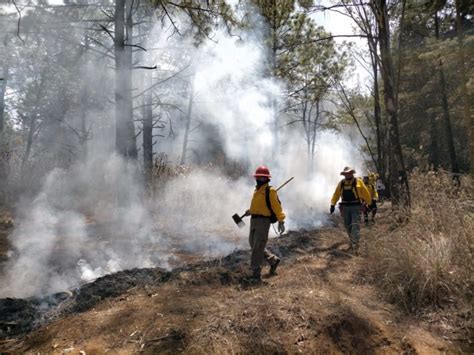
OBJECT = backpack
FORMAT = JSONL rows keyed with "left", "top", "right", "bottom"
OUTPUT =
{"left": 265, "top": 186, "right": 278, "bottom": 224}
{"left": 340, "top": 178, "right": 360, "bottom": 201}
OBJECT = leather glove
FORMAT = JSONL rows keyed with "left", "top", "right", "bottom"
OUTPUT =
{"left": 278, "top": 221, "right": 285, "bottom": 234}
{"left": 243, "top": 209, "right": 250, "bottom": 217}
{"left": 330, "top": 205, "right": 335, "bottom": 214}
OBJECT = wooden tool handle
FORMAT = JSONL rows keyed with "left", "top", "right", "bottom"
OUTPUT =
{"left": 276, "top": 177, "right": 294, "bottom": 191}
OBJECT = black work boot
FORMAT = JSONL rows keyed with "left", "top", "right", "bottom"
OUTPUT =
{"left": 269, "top": 257, "right": 281, "bottom": 276}
{"left": 250, "top": 268, "right": 262, "bottom": 283}
{"left": 352, "top": 243, "right": 360, "bottom": 256}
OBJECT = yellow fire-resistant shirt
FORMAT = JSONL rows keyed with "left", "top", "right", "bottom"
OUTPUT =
{"left": 368, "top": 175, "right": 379, "bottom": 201}
{"left": 331, "top": 178, "right": 372, "bottom": 206}
{"left": 249, "top": 183, "right": 285, "bottom": 222}
{"left": 367, "top": 183, "right": 379, "bottom": 201}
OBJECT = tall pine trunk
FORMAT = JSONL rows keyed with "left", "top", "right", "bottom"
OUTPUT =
{"left": 373, "top": 0, "right": 410, "bottom": 209}
{"left": 0, "top": 66, "right": 6, "bottom": 133}
{"left": 372, "top": 59, "right": 385, "bottom": 179}
{"left": 455, "top": 0, "right": 473, "bottom": 175}
{"left": 80, "top": 36, "right": 89, "bottom": 161}
{"left": 434, "top": 12, "right": 459, "bottom": 175}
{"left": 0, "top": 65, "right": 8, "bottom": 203}
{"left": 115, "top": 0, "right": 137, "bottom": 159}
{"left": 429, "top": 111, "right": 440, "bottom": 170}
{"left": 180, "top": 81, "right": 194, "bottom": 165}
{"left": 142, "top": 70, "right": 153, "bottom": 186}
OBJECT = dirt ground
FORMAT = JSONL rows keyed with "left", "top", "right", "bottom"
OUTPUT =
{"left": 0, "top": 206, "right": 468, "bottom": 354}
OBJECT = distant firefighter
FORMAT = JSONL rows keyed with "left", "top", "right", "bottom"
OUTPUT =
{"left": 245, "top": 166, "right": 285, "bottom": 282}
{"left": 376, "top": 176, "right": 385, "bottom": 203}
{"left": 330, "top": 167, "right": 371, "bottom": 254}
{"left": 368, "top": 172, "right": 379, "bottom": 222}
{"left": 362, "top": 174, "right": 378, "bottom": 225}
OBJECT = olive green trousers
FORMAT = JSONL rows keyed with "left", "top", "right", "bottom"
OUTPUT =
{"left": 249, "top": 217, "right": 278, "bottom": 275}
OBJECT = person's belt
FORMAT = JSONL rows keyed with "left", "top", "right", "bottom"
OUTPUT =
{"left": 251, "top": 214, "right": 271, "bottom": 219}
{"left": 340, "top": 201, "right": 361, "bottom": 206}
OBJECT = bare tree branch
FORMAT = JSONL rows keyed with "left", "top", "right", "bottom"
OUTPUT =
{"left": 124, "top": 43, "right": 147, "bottom": 52}
{"left": 10, "top": 0, "right": 25, "bottom": 43}
{"left": 160, "top": 2, "right": 181, "bottom": 36}
{"left": 99, "top": 24, "right": 115, "bottom": 41}
{"left": 132, "top": 65, "right": 157, "bottom": 70}
{"left": 132, "top": 64, "right": 190, "bottom": 99}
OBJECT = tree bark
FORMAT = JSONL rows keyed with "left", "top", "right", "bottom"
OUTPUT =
{"left": 271, "top": 0, "right": 279, "bottom": 162}
{"left": 344, "top": 1, "right": 387, "bottom": 183}
{"left": 142, "top": 70, "right": 153, "bottom": 184}
{"left": 180, "top": 80, "right": 194, "bottom": 165}
{"left": 21, "top": 117, "right": 35, "bottom": 170}
{"left": 0, "top": 64, "right": 9, "bottom": 203}
{"left": 455, "top": 0, "right": 473, "bottom": 175}
{"left": 372, "top": 66, "right": 384, "bottom": 177}
{"left": 310, "top": 101, "right": 319, "bottom": 174}
{"left": 429, "top": 110, "right": 440, "bottom": 170}
{"left": 372, "top": 0, "right": 410, "bottom": 209}
{"left": 80, "top": 35, "right": 89, "bottom": 161}
{"left": 434, "top": 12, "right": 459, "bottom": 174}
{"left": 115, "top": 0, "right": 137, "bottom": 159}
{"left": 0, "top": 66, "right": 7, "bottom": 133}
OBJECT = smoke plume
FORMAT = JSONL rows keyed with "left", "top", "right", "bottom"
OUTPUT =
{"left": 0, "top": 10, "right": 364, "bottom": 298}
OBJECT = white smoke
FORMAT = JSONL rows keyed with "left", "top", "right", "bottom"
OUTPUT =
{"left": 1, "top": 155, "right": 167, "bottom": 297}
{"left": 0, "top": 11, "right": 365, "bottom": 298}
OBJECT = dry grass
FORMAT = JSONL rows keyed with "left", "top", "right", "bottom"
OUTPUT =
{"left": 364, "top": 171, "right": 474, "bottom": 316}
{"left": 2, "top": 229, "right": 455, "bottom": 354}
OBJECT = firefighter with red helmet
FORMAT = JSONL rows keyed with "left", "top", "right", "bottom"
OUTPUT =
{"left": 245, "top": 166, "right": 286, "bottom": 282}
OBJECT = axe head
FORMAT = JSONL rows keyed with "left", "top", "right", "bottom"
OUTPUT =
{"left": 232, "top": 213, "right": 246, "bottom": 228}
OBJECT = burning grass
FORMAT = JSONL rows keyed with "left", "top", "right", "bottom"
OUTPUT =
{"left": 363, "top": 171, "right": 473, "bottom": 332}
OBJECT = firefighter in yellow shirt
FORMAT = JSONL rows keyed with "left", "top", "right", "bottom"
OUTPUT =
{"left": 245, "top": 166, "right": 285, "bottom": 281}
{"left": 368, "top": 172, "right": 379, "bottom": 222}
{"left": 362, "top": 175, "right": 379, "bottom": 225}
{"left": 330, "top": 167, "right": 371, "bottom": 253}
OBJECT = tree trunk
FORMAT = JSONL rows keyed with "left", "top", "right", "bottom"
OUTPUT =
{"left": 0, "top": 65, "right": 9, "bottom": 203}
{"left": 371, "top": 47, "right": 385, "bottom": 180}
{"left": 309, "top": 101, "right": 319, "bottom": 175}
{"left": 301, "top": 100, "right": 311, "bottom": 173}
{"left": 142, "top": 70, "right": 153, "bottom": 184}
{"left": 180, "top": 80, "right": 194, "bottom": 165}
{"left": 80, "top": 36, "right": 89, "bottom": 161}
{"left": 373, "top": 0, "right": 410, "bottom": 209}
{"left": 0, "top": 66, "right": 6, "bottom": 133}
{"left": 21, "top": 117, "right": 36, "bottom": 170}
{"left": 434, "top": 12, "right": 459, "bottom": 175}
{"left": 114, "top": 0, "right": 137, "bottom": 159}
{"left": 346, "top": 0, "right": 387, "bottom": 184}
{"left": 271, "top": 0, "right": 279, "bottom": 162}
{"left": 455, "top": 0, "right": 473, "bottom": 175}
{"left": 429, "top": 111, "right": 439, "bottom": 170}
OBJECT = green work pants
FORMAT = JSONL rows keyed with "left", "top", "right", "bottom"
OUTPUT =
{"left": 342, "top": 204, "right": 361, "bottom": 248}
{"left": 249, "top": 217, "right": 278, "bottom": 274}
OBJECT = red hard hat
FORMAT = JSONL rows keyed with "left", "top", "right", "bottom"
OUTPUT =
{"left": 253, "top": 166, "right": 271, "bottom": 178}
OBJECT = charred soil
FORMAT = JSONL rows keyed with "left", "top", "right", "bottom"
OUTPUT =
{"left": 0, "top": 209, "right": 465, "bottom": 354}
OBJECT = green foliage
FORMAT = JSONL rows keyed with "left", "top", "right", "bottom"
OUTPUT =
{"left": 150, "top": 0, "right": 238, "bottom": 43}
{"left": 394, "top": 0, "right": 473, "bottom": 172}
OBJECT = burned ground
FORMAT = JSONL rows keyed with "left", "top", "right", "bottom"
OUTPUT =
{"left": 0, "top": 215, "right": 465, "bottom": 354}
{"left": 0, "top": 229, "right": 333, "bottom": 340}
